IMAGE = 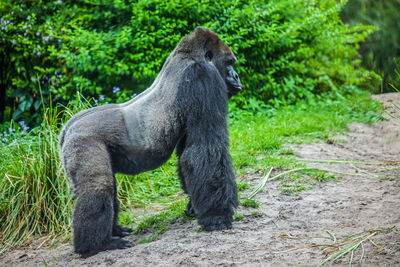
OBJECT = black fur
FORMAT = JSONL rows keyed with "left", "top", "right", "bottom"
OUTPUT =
{"left": 59, "top": 27, "right": 241, "bottom": 256}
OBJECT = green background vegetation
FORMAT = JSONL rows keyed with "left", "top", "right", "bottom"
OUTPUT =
{"left": 0, "top": 0, "right": 393, "bottom": 252}
{"left": 0, "top": 0, "right": 380, "bottom": 124}
{"left": 341, "top": 0, "right": 400, "bottom": 92}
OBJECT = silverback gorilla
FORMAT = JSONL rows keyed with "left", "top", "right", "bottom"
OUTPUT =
{"left": 59, "top": 27, "right": 242, "bottom": 257}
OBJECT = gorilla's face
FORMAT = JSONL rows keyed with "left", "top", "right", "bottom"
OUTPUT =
{"left": 225, "top": 64, "right": 242, "bottom": 98}
{"left": 205, "top": 48, "right": 242, "bottom": 98}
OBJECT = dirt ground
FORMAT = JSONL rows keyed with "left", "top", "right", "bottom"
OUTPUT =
{"left": 1, "top": 93, "right": 399, "bottom": 267}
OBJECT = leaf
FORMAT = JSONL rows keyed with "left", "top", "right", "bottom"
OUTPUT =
{"left": 12, "top": 109, "right": 23, "bottom": 120}
{"left": 34, "top": 100, "right": 42, "bottom": 111}
{"left": 19, "top": 95, "right": 33, "bottom": 111}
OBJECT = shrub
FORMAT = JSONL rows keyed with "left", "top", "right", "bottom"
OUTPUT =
{"left": 341, "top": 0, "right": 400, "bottom": 92}
{"left": 0, "top": 0, "right": 379, "bottom": 123}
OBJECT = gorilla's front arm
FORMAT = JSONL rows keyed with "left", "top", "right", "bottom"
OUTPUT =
{"left": 175, "top": 62, "right": 238, "bottom": 230}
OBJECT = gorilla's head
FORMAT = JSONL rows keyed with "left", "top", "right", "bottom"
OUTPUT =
{"left": 177, "top": 27, "right": 242, "bottom": 98}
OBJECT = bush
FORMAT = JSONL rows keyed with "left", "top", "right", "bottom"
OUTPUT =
{"left": 341, "top": 0, "right": 400, "bottom": 92}
{"left": 0, "top": 0, "right": 379, "bottom": 122}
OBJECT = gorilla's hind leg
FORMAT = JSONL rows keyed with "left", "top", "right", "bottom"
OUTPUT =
{"left": 73, "top": 189, "right": 132, "bottom": 257}
{"left": 112, "top": 175, "right": 133, "bottom": 237}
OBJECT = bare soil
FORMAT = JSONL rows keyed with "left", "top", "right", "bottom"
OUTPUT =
{"left": 1, "top": 93, "right": 399, "bottom": 267}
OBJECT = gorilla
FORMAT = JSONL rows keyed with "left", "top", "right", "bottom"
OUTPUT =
{"left": 59, "top": 27, "right": 242, "bottom": 257}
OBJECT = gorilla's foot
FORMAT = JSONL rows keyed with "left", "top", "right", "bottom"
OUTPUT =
{"left": 79, "top": 237, "right": 133, "bottom": 258}
{"left": 103, "top": 236, "right": 133, "bottom": 250}
{"left": 112, "top": 224, "right": 133, "bottom": 237}
{"left": 199, "top": 215, "right": 233, "bottom": 231}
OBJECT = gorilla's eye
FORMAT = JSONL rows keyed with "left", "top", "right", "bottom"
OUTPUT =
{"left": 205, "top": 51, "right": 213, "bottom": 61}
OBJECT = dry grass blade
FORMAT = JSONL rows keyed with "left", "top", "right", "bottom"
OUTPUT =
{"left": 247, "top": 167, "right": 273, "bottom": 199}
{"left": 272, "top": 227, "right": 395, "bottom": 267}
{"left": 326, "top": 231, "right": 337, "bottom": 243}
{"left": 247, "top": 166, "right": 362, "bottom": 199}
{"left": 299, "top": 159, "right": 399, "bottom": 166}
{"left": 318, "top": 226, "right": 395, "bottom": 267}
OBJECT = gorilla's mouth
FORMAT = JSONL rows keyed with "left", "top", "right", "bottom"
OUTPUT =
{"left": 231, "top": 85, "right": 242, "bottom": 92}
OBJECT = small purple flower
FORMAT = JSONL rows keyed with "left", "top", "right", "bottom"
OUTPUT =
{"left": 51, "top": 81, "right": 55, "bottom": 85}
{"left": 22, "top": 25, "right": 26, "bottom": 29}
{"left": 36, "top": 32, "right": 40, "bottom": 36}
{"left": 12, "top": 40, "right": 15, "bottom": 45}
{"left": 252, "top": 18, "right": 256, "bottom": 22}
{"left": 20, "top": 8, "right": 23, "bottom": 12}
{"left": 49, "top": 26, "right": 53, "bottom": 30}
{"left": 58, "top": 0, "right": 62, "bottom": 3}
{"left": 131, "top": 93, "right": 137, "bottom": 98}
{"left": 112, "top": 86, "right": 120, "bottom": 94}
{"left": 99, "top": 94, "right": 105, "bottom": 100}
{"left": 58, "top": 39, "right": 62, "bottom": 42}
{"left": 94, "top": 98, "right": 98, "bottom": 103}
{"left": 358, "top": 54, "right": 363, "bottom": 59}
{"left": 18, "top": 121, "right": 25, "bottom": 126}
{"left": 257, "top": 7, "right": 260, "bottom": 11}
{"left": 37, "top": 51, "right": 41, "bottom": 56}
{"left": 24, "top": 32, "right": 27, "bottom": 36}
{"left": 32, "top": 77, "right": 36, "bottom": 82}
{"left": 324, "top": 57, "right": 329, "bottom": 62}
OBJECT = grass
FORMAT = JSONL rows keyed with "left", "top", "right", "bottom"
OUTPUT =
{"left": 0, "top": 89, "right": 382, "bottom": 252}
{"left": 273, "top": 226, "right": 396, "bottom": 266}
{"left": 317, "top": 227, "right": 395, "bottom": 267}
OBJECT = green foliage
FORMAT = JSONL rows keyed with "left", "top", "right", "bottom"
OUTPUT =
{"left": 132, "top": 200, "right": 189, "bottom": 244}
{"left": 341, "top": 0, "right": 400, "bottom": 92}
{"left": 0, "top": 0, "right": 378, "bottom": 124}
{"left": 240, "top": 199, "right": 260, "bottom": 208}
{"left": 233, "top": 213, "right": 244, "bottom": 220}
{"left": 0, "top": 1, "right": 64, "bottom": 123}
{"left": 237, "top": 182, "right": 250, "bottom": 191}
{"left": 211, "top": 0, "right": 379, "bottom": 107}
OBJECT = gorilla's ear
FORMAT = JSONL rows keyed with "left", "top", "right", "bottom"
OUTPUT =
{"left": 205, "top": 51, "right": 213, "bottom": 61}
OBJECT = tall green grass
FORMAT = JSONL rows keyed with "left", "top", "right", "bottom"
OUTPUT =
{"left": 0, "top": 89, "right": 382, "bottom": 252}
{"left": 0, "top": 94, "right": 91, "bottom": 253}
{"left": 0, "top": 106, "right": 70, "bottom": 252}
